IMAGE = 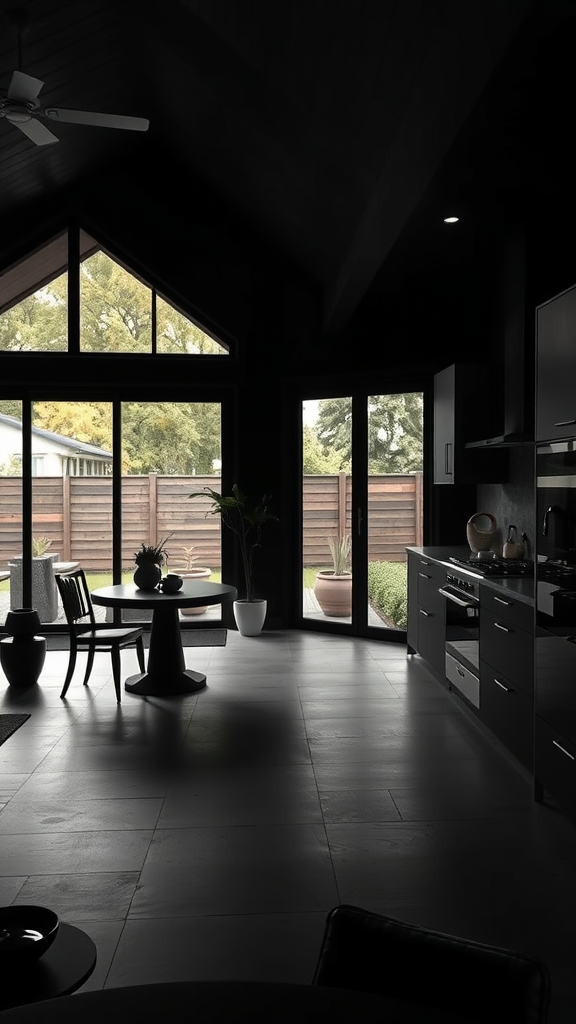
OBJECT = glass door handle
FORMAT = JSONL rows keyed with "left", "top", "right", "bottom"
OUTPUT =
{"left": 357, "top": 508, "right": 364, "bottom": 536}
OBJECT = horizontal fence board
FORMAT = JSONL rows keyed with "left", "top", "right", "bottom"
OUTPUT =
{"left": 0, "top": 472, "right": 422, "bottom": 571}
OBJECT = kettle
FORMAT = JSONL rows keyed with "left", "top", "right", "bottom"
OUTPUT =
{"left": 503, "top": 525, "right": 524, "bottom": 560}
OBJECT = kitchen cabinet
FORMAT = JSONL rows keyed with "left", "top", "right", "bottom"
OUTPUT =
{"left": 433, "top": 364, "right": 507, "bottom": 485}
{"left": 479, "top": 586, "right": 534, "bottom": 770}
{"left": 534, "top": 628, "right": 576, "bottom": 814}
{"left": 536, "top": 282, "right": 576, "bottom": 442}
{"left": 406, "top": 551, "right": 446, "bottom": 681}
{"left": 535, "top": 715, "right": 576, "bottom": 819}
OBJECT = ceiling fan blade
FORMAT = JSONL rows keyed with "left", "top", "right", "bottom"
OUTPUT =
{"left": 43, "top": 108, "right": 149, "bottom": 131}
{"left": 8, "top": 70, "right": 44, "bottom": 104}
{"left": 12, "top": 117, "right": 59, "bottom": 146}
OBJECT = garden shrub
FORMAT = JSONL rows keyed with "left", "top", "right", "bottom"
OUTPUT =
{"left": 367, "top": 560, "right": 408, "bottom": 629}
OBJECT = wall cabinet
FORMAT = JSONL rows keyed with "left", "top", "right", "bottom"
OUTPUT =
{"left": 536, "top": 282, "right": 576, "bottom": 441}
{"left": 479, "top": 587, "right": 534, "bottom": 770}
{"left": 434, "top": 364, "right": 507, "bottom": 484}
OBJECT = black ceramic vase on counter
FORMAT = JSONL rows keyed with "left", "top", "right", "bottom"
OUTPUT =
{"left": 0, "top": 608, "right": 46, "bottom": 687}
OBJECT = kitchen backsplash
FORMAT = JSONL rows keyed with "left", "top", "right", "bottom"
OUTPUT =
{"left": 476, "top": 446, "right": 535, "bottom": 557}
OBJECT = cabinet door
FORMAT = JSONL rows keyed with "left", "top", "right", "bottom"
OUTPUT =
{"left": 537, "top": 283, "right": 576, "bottom": 441}
{"left": 433, "top": 364, "right": 507, "bottom": 484}
{"left": 433, "top": 365, "right": 455, "bottom": 484}
{"left": 406, "top": 552, "right": 420, "bottom": 654}
{"left": 479, "top": 592, "right": 534, "bottom": 697}
{"left": 535, "top": 715, "right": 576, "bottom": 818}
{"left": 416, "top": 560, "right": 446, "bottom": 678}
{"left": 480, "top": 660, "right": 534, "bottom": 770}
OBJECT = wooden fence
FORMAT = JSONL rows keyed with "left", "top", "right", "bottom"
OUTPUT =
{"left": 0, "top": 471, "right": 423, "bottom": 571}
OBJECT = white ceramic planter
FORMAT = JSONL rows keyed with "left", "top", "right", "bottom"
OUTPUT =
{"left": 233, "top": 598, "right": 267, "bottom": 636}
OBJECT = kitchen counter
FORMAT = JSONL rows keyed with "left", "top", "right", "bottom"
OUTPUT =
{"left": 406, "top": 545, "right": 535, "bottom": 606}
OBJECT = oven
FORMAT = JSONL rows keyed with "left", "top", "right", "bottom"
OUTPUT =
{"left": 439, "top": 571, "right": 481, "bottom": 707}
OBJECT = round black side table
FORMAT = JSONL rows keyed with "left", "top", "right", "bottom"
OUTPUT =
{"left": 0, "top": 922, "right": 97, "bottom": 1010}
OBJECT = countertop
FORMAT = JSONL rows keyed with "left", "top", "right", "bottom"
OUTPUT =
{"left": 406, "top": 546, "right": 535, "bottom": 606}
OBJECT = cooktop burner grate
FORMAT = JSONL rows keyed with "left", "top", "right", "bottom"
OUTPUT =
{"left": 449, "top": 557, "right": 534, "bottom": 577}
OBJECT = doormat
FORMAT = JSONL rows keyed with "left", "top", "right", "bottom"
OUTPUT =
{"left": 39, "top": 629, "right": 227, "bottom": 651}
{"left": 0, "top": 713, "right": 31, "bottom": 747}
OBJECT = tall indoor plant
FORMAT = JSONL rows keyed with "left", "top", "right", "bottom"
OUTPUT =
{"left": 188, "top": 484, "right": 278, "bottom": 635}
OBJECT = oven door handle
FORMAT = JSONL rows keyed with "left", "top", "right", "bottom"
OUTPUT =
{"left": 438, "top": 586, "right": 478, "bottom": 609}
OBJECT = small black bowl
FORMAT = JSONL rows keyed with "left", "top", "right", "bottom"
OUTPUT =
{"left": 0, "top": 905, "right": 60, "bottom": 960}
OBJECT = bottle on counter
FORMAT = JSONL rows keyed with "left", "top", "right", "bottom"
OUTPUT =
{"left": 503, "top": 525, "right": 524, "bottom": 560}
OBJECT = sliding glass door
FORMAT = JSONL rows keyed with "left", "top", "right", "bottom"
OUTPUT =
{"left": 0, "top": 396, "right": 224, "bottom": 630}
{"left": 301, "top": 389, "right": 423, "bottom": 638}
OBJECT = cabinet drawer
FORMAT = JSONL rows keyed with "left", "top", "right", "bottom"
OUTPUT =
{"left": 479, "top": 614, "right": 533, "bottom": 696}
{"left": 480, "top": 661, "right": 533, "bottom": 770}
{"left": 535, "top": 716, "right": 576, "bottom": 818}
{"left": 417, "top": 560, "right": 446, "bottom": 613}
{"left": 446, "top": 652, "right": 479, "bottom": 708}
{"left": 480, "top": 587, "right": 533, "bottom": 632}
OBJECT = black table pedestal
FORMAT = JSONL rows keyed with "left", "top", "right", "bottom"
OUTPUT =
{"left": 125, "top": 604, "right": 206, "bottom": 695}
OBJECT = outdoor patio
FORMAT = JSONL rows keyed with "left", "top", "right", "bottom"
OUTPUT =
{"left": 0, "top": 587, "right": 385, "bottom": 631}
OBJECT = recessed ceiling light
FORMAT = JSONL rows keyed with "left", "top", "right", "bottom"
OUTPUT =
{"left": 443, "top": 216, "right": 459, "bottom": 223}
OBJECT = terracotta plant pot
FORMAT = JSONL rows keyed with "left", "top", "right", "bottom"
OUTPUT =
{"left": 314, "top": 571, "right": 352, "bottom": 617}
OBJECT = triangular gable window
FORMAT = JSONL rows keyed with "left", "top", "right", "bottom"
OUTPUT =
{"left": 0, "top": 230, "right": 228, "bottom": 356}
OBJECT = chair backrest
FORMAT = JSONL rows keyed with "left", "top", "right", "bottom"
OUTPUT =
{"left": 55, "top": 569, "right": 96, "bottom": 629}
{"left": 312, "top": 905, "right": 551, "bottom": 1024}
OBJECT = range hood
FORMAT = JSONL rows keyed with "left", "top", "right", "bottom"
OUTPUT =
{"left": 465, "top": 228, "right": 534, "bottom": 450}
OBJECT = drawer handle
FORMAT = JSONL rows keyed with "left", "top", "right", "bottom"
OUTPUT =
{"left": 494, "top": 622, "right": 511, "bottom": 632}
{"left": 552, "top": 740, "right": 575, "bottom": 761}
{"left": 419, "top": 609, "right": 431, "bottom": 617}
{"left": 418, "top": 572, "right": 431, "bottom": 579}
{"left": 494, "top": 678, "right": 511, "bottom": 692}
{"left": 420, "top": 560, "right": 432, "bottom": 566}
{"left": 554, "top": 419, "right": 576, "bottom": 427}
{"left": 494, "top": 596, "right": 512, "bottom": 606}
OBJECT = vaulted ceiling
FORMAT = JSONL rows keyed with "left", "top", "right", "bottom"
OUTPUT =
{"left": 1, "top": 0, "right": 575, "bottom": 344}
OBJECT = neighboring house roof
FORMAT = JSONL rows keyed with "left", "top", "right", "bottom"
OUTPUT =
{"left": 0, "top": 413, "right": 113, "bottom": 459}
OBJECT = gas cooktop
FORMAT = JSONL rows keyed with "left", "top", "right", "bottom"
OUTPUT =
{"left": 449, "top": 556, "right": 535, "bottom": 577}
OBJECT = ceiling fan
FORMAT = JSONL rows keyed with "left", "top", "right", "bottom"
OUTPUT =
{"left": 0, "top": 7, "right": 149, "bottom": 146}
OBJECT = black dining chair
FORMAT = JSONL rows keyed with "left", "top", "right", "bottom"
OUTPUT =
{"left": 55, "top": 569, "right": 146, "bottom": 703}
{"left": 312, "top": 904, "right": 551, "bottom": 1024}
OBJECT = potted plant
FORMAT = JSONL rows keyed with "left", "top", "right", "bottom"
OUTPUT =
{"left": 8, "top": 536, "right": 61, "bottom": 623}
{"left": 133, "top": 534, "right": 172, "bottom": 590}
{"left": 188, "top": 484, "right": 278, "bottom": 636}
{"left": 314, "top": 534, "right": 352, "bottom": 617}
{"left": 174, "top": 545, "right": 212, "bottom": 616}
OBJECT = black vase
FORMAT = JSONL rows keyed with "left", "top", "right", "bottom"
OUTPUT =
{"left": 1, "top": 608, "right": 46, "bottom": 687}
{"left": 133, "top": 563, "right": 162, "bottom": 590}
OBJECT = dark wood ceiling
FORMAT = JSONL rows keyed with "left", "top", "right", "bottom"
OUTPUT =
{"left": 1, "top": 0, "right": 575, "bottom": 341}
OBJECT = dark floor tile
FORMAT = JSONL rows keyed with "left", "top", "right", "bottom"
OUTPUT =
{"left": 129, "top": 824, "right": 338, "bottom": 918}
{"left": 105, "top": 912, "right": 327, "bottom": 988}
{"left": 12, "top": 871, "right": 140, "bottom": 921}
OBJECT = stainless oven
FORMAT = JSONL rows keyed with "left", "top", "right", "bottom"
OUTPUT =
{"left": 440, "top": 572, "right": 481, "bottom": 708}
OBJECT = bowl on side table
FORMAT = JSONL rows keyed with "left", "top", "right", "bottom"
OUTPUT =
{"left": 0, "top": 905, "right": 59, "bottom": 960}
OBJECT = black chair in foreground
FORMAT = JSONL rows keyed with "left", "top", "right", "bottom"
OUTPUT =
{"left": 55, "top": 569, "right": 146, "bottom": 703}
{"left": 312, "top": 904, "right": 551, "bottom": 1024}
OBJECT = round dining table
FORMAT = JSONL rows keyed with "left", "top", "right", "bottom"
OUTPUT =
{"left": 0, "top": 979, "right": 474, "bottom": 1023}
{"left": 90, "top": 580, "right": 237, "bottom": 696}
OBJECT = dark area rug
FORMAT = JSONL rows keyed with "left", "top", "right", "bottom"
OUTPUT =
{"left": 38, "top": 629, "right": 227, "bottom": 651}
{"left": 0, "top": 713, "right": 31, "bottom": 746}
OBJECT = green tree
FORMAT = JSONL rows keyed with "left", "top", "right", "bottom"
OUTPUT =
{"left": 0, "top": 284, "right": 67, "bottom": 352}
{"left": 302, "top": 425, "right": 346, "bottom": 473}
{"left": 315, "top": 393, "right": 423, "bottom": 473}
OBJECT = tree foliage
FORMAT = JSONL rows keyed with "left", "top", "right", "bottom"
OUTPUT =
{"left": 311, "top": 394, "right": 423, "bottom": 474}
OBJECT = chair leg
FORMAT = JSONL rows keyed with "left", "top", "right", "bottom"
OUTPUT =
{"left": 136, "top": 636, "right": 146, "bottom": 674}
{"left": 60, "top": 648, "right": 78, "bottom": 699}
{"left": 111, "top": 647, "right": 122, "bottom": 703}
{"left": 82, "top": 647, "right": 95, "bottom": 686}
